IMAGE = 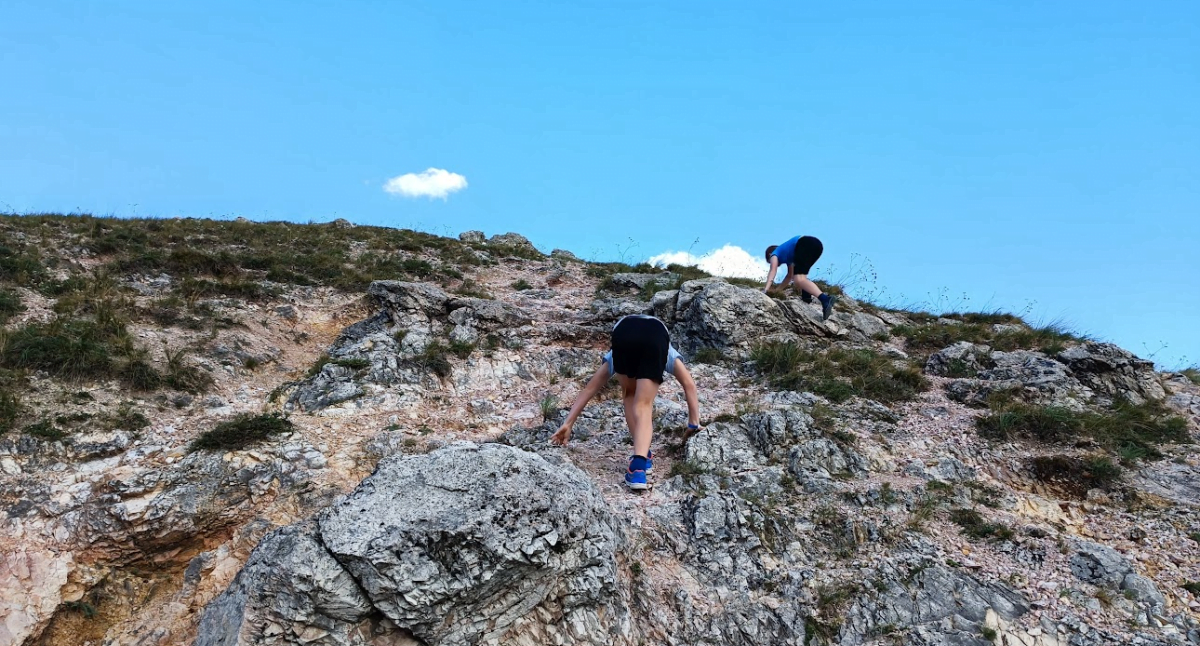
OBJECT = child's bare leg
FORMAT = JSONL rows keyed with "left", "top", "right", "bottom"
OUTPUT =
{"left": 627, "top": 379, "right": 659, "bottom": 458}
{"left": 791, "top": 274, "right": 822, "bottom": 296}
{"left": 618, "top": 375, "right": 638, "bottom": 438}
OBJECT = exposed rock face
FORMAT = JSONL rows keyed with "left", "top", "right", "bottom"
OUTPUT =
{"left": 488, "top": 232, "right": 541, "bottom": 255}
{"left": 604, "top": 272, "right": 679, "bottom": 292}
{"left": 1069, "top": 541, "right": 1133, "bottom": 588}
{"left": 842, "top": 563, "right": 1030, "bottom": 645}
{"left": 288, "top": 282, "right": 533, "bottom": 411}
{"left": 196, "top": 443, "right": 628, "bottom": 646}
{"left": 458, "top": 230, "right": 485, "bottom": 243}
{"left": 926, "top": 341, "right": 994, "bottom": 377}
{"left": 667, "top": 280, "right": 795, "bottom": 354}
{"left": 1057, "top": 342, "right": 1166, "bottom": 405}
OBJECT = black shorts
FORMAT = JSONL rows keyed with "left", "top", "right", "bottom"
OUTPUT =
{"left": 792, "top": 236, "right": 824, "bottom": 275}
{"left": 611, "top": 317, "right": 669, "bottom": 384}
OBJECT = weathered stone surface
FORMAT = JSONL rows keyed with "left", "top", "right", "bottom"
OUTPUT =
{"left": 550, "top": 248, "right": 579, "bottom": 260}
{"left": 926, "top": 342, "right": 994, "bottom": 377}
{"left": 1057, "top": 342, "right": 1166, "bottom": 405}
{"left": 1069, "top": 541, "right": 1132, "bottom": 588}
{"left": 488, "top": 232, "right": 541, "bottom": 255}
{"left": 683, "top": 423, "right": 761, "bottom": 473}
{"left": 195, "top": 522, "right": 374, "bottom": 646}
{"left": 671, "top": 280, "right": 794, "bottom": 354}
{"left": 841, "top": 563, "right": 1030, "bottom": 645}
{"left": 458, "top": 230, "right": 485, "bottom": 243}
{"left": 605, "top": 272, "right": 679, "bottom": 292}
{"left": 198, "top": 443, "right": 627, "bottom": 646}
{"left": 904, "top": 457, "right": 977, "bottom": 483}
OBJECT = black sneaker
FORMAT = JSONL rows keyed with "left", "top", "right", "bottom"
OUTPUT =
{"left": 800, "top": 291, "right": 813, "bottom": 303}
{"left": 821, "top": 295, "right": 836, "bottom": 321}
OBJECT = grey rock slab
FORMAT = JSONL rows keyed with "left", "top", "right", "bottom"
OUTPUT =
{"left": 317, "top": 442, "right": 624, "bottom": 646}
{"left": 1069, "top": 540, "right": 1133, "bottom": 588}
{"left": 195, "top": 522, "right": 374, "bottom": 646}
{"left": 1058, "top": 342, "right": 1166, "bottom": 404}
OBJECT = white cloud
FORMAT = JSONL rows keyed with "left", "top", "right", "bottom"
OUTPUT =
{"left": 383, "top": 168, "right": 468, "bottom": 199}
{"left": 648, "top": 244, "right": 768, "bottom": 280}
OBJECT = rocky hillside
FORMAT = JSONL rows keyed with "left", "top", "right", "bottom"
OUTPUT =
{"left": 1, "top": 214, "right": 1199, "bottom": 646}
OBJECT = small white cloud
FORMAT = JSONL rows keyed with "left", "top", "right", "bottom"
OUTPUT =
{"left": 383, "top": 168, "right": 468, "bottom": 199}
{"left": 648, "top": 244, "right": 768, "bottom": 280}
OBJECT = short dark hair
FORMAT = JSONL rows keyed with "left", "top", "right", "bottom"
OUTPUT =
{"left": 765, "top": 246, "right": 778, "bottom": 263}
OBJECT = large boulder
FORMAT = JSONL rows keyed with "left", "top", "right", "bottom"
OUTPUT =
{"left": 196, "top": 443, "right": 628, "bottom": 646}
{"left": 668, "top": 280, "right": 795, "bottom": 354}
{"left": 1056, "top": 342, "right": 1166, "bottom": 405}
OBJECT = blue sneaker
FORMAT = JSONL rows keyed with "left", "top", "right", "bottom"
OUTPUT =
{"left": 646, "top": 450, "right": 653, "bottom": 472}
{"left": 625, "top": 456, "right": 649, "bottom": 491}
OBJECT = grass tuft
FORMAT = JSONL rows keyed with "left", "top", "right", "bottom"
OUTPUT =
{"left": 189, "top": 412, "right": 293, "bottom": 452}
{"left": 949, "top": 508, "right": 1014, "bottom": 541}
{"left": 751, "top": 342, "right": 927, "bottom": 404}
{"left": 976, "top": 399, "right": 1189, "bottom": 460}
{"left": 893, "top": 318, "right": 1080, "bottom": 358}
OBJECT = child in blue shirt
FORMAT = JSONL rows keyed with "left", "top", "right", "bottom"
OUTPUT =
{"left": 764, "top": 235, "right": 835, "bottom": 320}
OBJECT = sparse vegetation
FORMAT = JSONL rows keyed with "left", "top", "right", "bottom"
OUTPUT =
{"left": 539, "top": 394, "right": 560, "bottom": 421}
{"left": 1182, "top": 367, "right": 1200, "bottom": 386}
{"left": 189, "top": 413, "right": 293, "bottom": 452}
{"left": 893, "top": 317, "right": 1080, "bottom": 359}
{"left": 1028, "top": 455, "right": 1122, "bottom": 496}
{"left": 23, "top": 419, "right": 67, "bottom": 441}
{"left": 751, "top": 342, "right": 927, "bottom": 404}
{"left": 1183, "top": 582, "right": 1200, "bottom": 595}
{"left": 448, "top": 339, "right": 475, "bottom": 359}
{"left": 691, "top": 347, "right": 725, "bottom": 364}
{"left": 976, "top": 399, "right": 1189, "bottom": 460}
{"left": 415, "top": 342, "right": 453, "bottom": 378}
{"left": 0, "top": 288, "right": 23, "bottom": 323}
{"left": 511, "top": 278, "right": 532, "bottom": 290}
{"left": 949, "top": 508, "right": 1014, "bottom": 541}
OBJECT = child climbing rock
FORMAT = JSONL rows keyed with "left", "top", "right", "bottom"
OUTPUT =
{"left": 550, "top": 314, "right": 701, "bottom": 490}
{"left": 764, "top": 234, "right": 835, "bottom": 320}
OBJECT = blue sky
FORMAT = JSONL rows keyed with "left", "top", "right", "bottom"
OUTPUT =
{"left": 2, "top": 1, "right": 1197, "bottom": 366}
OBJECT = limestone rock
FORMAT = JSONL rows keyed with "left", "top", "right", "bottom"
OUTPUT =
{"left": 1057, "top": 342, "right": 1166, "bottom": 405}
{"left": 458, "top": 230, "right": 485, "bottom": 243}
{"left": 197, "top": 443, "right": 628, "bottom": 646}
{"left": 671, "top": 280, "right": 794, "bottom": 354}
{"left": 1069, "top": 541, "right": 1132, "bottom": 588}
{"left": 926, "top": 342, "right": 994, "bottom": 377}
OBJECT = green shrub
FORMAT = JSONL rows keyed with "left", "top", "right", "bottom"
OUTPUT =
{"left": 189, "top": 413, "right": 293, "bottom": 451}
{"left": 448, "top": 339, "right": 475, "bottom": 359}
{"left": 108, "top": 405, "right": 150, "bottom": 431}
{"left": 1182, "top": 367, "right": 1200, "bottom": 386}
{"left": 24, "top": 419, "right": 66, "bottom": 442}
{"left": 1, "top": 318, "right": 124, "bottom": 380}
{"left": 1028, "top": 455, "right": 1122, "bottom": 495}
{"left": 0, "top": 288, "right": 24, "bottom": 323}
{"left": 750, "top": 342, "right": 927, "bottom": 404}
{"left": 977, "top": 400, "right": 1188, "bottom": 459}
{"left": 416, "top": 343, "right": 453, "bottom": 379}
{"left": 511, "top": 279, "right": 533, "bottom": 290}
{"left": 949, "top": 508, "right": 1014, "bottom": 541}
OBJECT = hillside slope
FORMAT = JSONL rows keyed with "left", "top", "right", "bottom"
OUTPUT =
{"left": 1, "top": 214, "right": 1198, "bottom": 646}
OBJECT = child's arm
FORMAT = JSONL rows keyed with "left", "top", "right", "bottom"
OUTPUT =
{"left": 673, "top": 360, "right": 701, "bottom": 428}
{"left": 550, "top": 364, "right": 610, "bottom": 445}
{"left": 763, "top": 256, "right": 781, "bottom": 293}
